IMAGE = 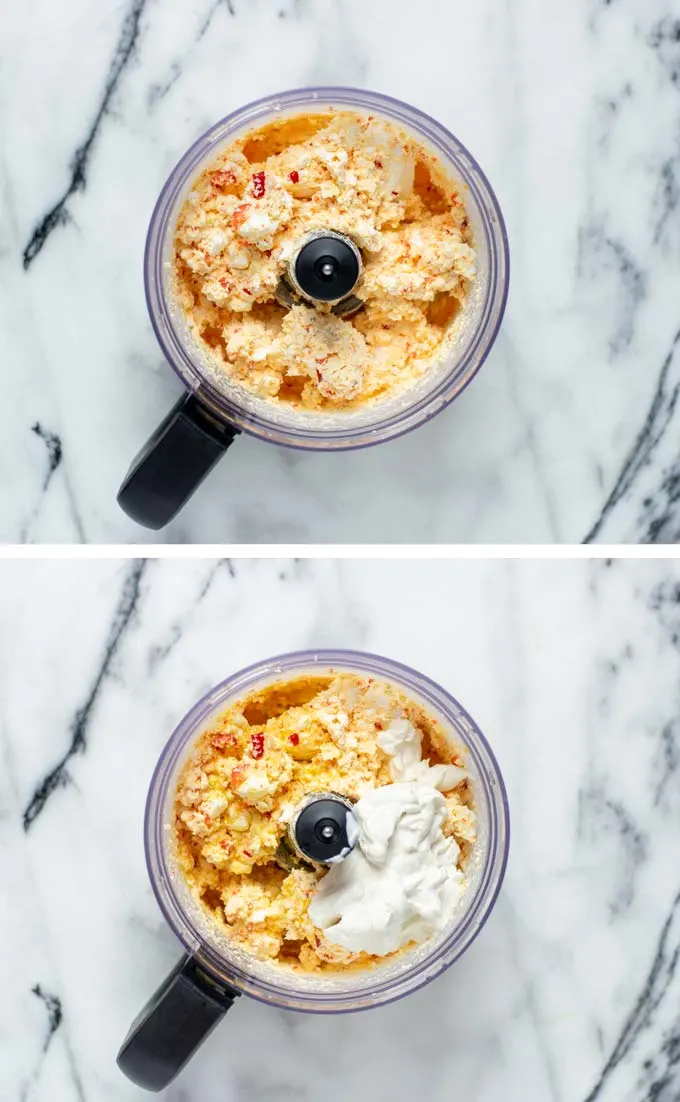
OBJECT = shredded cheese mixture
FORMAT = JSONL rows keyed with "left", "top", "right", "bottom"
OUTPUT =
{"left": 173, "top": 673, "right": 476, "bottom": 973}
{"left": 172, "top": 110, "right": 475, "bottom": 410}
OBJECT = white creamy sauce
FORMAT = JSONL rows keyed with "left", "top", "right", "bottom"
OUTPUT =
{"left": 377, "top": 717, "right": 468, "bottom": 791}
{"left": 308, "top": 781, "right": 464, "bottom": 955}
{"left": 308, "top": 717, "right": 471, "bottom": 955}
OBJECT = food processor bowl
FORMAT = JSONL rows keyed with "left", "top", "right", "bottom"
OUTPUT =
{"left": 117, "top": 88, "right": 509, "bottom": 529}
{"left": 117, "top": 650, "right": 509, "bottom": 1090}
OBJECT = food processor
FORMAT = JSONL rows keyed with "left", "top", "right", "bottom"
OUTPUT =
{"left": 117, "top": 650, "right": 510, "bottom": 1090}
{"left": 116, "top": 87, "right": 510, "bottom": 529}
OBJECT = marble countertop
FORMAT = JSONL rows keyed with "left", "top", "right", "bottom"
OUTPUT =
{"left": 3, "top": 0, "right": 680, "bottom": 543}
{"left": 1, "top": 556, "right": 679, "bottom": 1099}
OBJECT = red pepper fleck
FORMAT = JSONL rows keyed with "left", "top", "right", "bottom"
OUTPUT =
{"left": 264, "top": 249, "right": 273, "bottom": 257}
{"left": 243, "top": 288, "right": 252, "bottom": 295}
{"left": 315, "top": 936, "right": 321, "bottom": 947}
{"left": 211, "top": 731, "right": 237, "bottom": 750}
{"left": 230, "top": 764, "right": 246, "bottom": 788}
{"left": 250, "top": 732, "right": 265, "bottom": 759}
{"left": 251, "top": 171, "right": 266, "bottom": 198}
{"left": 232, "top": 203, "right": 250, "bottom": 229}
{"left": 315, "top": 369, "right": 322, "bottom": 381}
{"left": 289, "top": 733, "right": 300, "bottom": 745}
{"left": 289, "top": 170, "right": 300, "bottom": 183}
{"left": 375, "top": 720, "right": 384, "bottom": 731}
{"left": 210, "top": 169, "right": 237, "bottom": 189}
{"left": 374, "top": 159, "right": 383, "bottom": 168}
{"left": 243, "top": 850, "right": 252, "bottom": 858}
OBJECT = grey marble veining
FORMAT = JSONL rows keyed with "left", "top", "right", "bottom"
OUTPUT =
{"left": 2, "top": 0, "right": 680, "bottom": 543}
{"left": 1, "top": 557, "right": 680, "bottom": 1099}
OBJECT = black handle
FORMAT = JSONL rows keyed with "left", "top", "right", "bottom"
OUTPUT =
{"left": 117, "top": 954, "right": 240, "bottom": 1091}
{"left": 117, "top": 393, "right": 240, "bottom": 530}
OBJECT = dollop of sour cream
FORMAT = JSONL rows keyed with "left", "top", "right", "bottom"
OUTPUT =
{"left": 307, "top": 717, "right": 470, "bottom": 956}
{"left": 377, "top": 717, "right": 468, "bottom": 792}
{"left": 308, "top": 781, "right": 465, "bottom": 956}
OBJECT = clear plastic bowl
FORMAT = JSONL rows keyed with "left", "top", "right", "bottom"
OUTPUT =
{"left": 145, "top": 649, "right": 510, "bottom": 1013}
{"left": 145, "top": 87, "right": 510, "bottom": 452}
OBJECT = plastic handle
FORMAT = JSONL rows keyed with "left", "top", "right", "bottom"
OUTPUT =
{"left": 117, "top": 954, "right": 240, "bottom": 1091}
{"left": 117, "top": 393, "right": 240, "bottom": 530}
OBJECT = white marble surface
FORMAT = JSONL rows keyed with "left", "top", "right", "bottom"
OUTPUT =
{"left": 1, "top": 556, "right": 679, "bottom": 1100}
{"left": 2, "top": 0, "right": 680, "bottom": 543}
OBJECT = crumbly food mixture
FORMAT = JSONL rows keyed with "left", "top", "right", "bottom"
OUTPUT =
{"left": 172, "top": 110, "right": 475, "bottom": 410}
{"left": 173, "top": 673, "right": 476, "bottom": 973}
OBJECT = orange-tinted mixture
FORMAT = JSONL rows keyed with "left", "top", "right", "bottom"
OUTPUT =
{"left": 172, "top": 110, "right": 475, "bottom": 411}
